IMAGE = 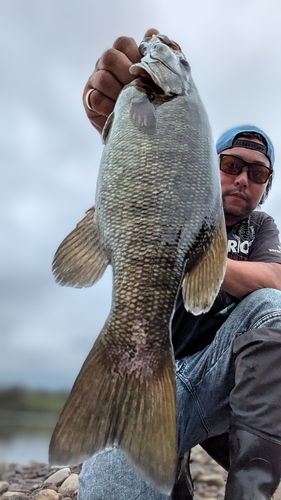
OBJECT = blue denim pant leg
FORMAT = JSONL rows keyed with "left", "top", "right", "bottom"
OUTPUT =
{"left": 78, "top": 448, "right": 169, "bottom": 500}
{"left": 78, "top": 288, "right": 281, "bottom": 500}
{"left": 177, "top": 288, "right": 281, "bottom": 456}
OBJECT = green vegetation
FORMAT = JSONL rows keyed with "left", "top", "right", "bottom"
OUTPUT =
{"left": 0, "top": 387, "right": 68, "bottom": 413}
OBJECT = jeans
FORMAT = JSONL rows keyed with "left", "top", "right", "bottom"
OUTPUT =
{"left": 78, "top": 288, "right": 281, "bottom": 499}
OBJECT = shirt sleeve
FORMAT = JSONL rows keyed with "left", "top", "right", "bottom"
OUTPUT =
{"left": 249, "top": 212, "right": 281, "bottom": 263}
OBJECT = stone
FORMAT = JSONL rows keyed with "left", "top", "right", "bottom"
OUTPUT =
{"left": 42, "top": 483, "right": 58, "bottom": 492}
{"left": 197, "top": 473, "right": 225, "bottom": 487}
{"left": 44, "top": 468, "right": 71, "bottom": 486}
{"left": 0, "top": 481, "right": 9, "bottom": 493}
{"left": 34, "top": 489, "right": 59, "bottom": 500}
{"left": 58, "top": 473, "right": 79, "bottom": 494}
{"left": 1, "top": 493, "right": 28, "bottom": 499}
{"left": 273, "top": 484, "right": 281, "bottom": 500}
{"left": 8, "top": 483, "right": 31, "bottom": 493}
{"left": 0, "top": 463, "right": 8, "bottom": 480}
{"left": 14, "top": 466, "right": 24, "bottom": 475}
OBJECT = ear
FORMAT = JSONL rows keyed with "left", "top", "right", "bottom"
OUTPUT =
{"left": 260, "top": 173, "right": 273, "bottom": 205}
{"left": 259, "top": 193, "right": 266, "bottom": 205}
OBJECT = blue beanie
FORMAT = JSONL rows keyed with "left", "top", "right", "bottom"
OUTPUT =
{"left": 216, "top": 125, "right": 275, "bottom": 167}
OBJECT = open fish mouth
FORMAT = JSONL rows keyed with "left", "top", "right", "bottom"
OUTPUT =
{"left": 133, "top": 67, "right": 165, "bottom": 95}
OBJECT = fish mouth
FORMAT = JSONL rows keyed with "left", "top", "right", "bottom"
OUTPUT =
{"left": 132, "top": 67, "right": 165, "bottom": 95}
{"left": 130, "top": 57, "right": 188, "bottom": 97}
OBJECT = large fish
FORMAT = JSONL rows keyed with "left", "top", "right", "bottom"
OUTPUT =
{"left": 49, "top": 34, "right": 227, "bottom": 494}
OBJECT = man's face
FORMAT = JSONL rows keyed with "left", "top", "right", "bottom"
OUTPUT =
{"left": 220, "top": 140, "right": 271, "bottom": 226}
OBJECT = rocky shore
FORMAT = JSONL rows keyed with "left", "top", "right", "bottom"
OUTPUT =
{"left": 1, "top": 446, "right": 281, "bottom": 499}
{"left": 0, "top": 461, "right": 81, "bottom": 500}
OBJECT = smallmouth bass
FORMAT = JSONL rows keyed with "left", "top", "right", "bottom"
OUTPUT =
{"left": 49, "top": 34, "right": 227, "bottom": 494}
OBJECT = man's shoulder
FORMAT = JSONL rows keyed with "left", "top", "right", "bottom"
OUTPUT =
{"left": 227, "top": 210, "right": 278, "bottom": 260}
{"left": 232, "top": 210, "right": 276, "bottom": 232}
{"left": 249, "top": 210, "right": 275, "bottom": 225}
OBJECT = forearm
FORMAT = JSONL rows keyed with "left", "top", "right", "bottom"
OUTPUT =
{"left": 221, "top": 259, "right": 281, "bottom": 299}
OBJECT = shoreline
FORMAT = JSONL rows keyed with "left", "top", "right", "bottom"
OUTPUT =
{"left": 0, "top": 447, "right": 227, "bottom": 500}
{"left": 2, "top": 446, "right": 281, "bottom": 499}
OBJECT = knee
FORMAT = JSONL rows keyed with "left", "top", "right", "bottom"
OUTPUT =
{"left": 239, "top": 288, "right": 281, "bottom": 328}
{"left": 245, "top": 288, "right": 281, "bottom": 309}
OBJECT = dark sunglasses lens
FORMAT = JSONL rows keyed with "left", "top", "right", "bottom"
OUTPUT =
{"left": 248, "top": 165, "right": 271, "bottom": 184}
{"left": 220, "top": 155, "right": 271, "bottom": 184}
{"left": 220, "top": 156, "right": 244, "bottom": 175}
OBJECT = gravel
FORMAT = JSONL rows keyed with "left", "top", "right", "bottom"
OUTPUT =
{"left": 1, "top": 446, "right": 281, "bottom": 499}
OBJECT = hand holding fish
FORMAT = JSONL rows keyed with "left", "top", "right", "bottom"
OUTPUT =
{"left": 83, "top": 28, "right": 159, "bottom": 133}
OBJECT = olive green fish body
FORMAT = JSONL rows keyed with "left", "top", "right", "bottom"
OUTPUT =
{"left": 49, "top": 34, "right": 227, "bottom": 494}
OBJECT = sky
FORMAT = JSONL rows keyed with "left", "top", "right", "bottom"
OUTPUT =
{"left": 1, "top": 0, "right": 281, "bottom": 392}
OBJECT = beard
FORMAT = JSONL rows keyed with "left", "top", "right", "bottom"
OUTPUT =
{"left": 223, "top": 203, "right": 252, "bottom": 222}
{"left": 222, "top": 189, "right": 256, "bottom": 223}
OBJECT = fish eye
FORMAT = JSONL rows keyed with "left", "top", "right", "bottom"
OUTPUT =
{"left": 180, "top": 59, "right": 190, "bottom": 68}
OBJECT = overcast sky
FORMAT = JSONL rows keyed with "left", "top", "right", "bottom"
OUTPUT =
{"left": 1, "top": 0, "right": 281, "bottom": 392}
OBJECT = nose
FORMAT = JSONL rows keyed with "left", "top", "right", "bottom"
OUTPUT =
{"left": 234, "top": 166, "right": 249, "bottom": 187}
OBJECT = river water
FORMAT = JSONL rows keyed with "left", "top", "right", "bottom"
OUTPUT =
{"left": 1, "top": 434, "right": 51, "bottom": 463}
{"left": 0, "top": 410, "right": 58, "bottom": 463}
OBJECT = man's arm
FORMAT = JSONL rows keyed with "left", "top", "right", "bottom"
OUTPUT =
{"left": 83, "top": 28, "right": 159, "bottom": 133}
{"left": 222, "top": 259, "right": 281, "bottom": 299}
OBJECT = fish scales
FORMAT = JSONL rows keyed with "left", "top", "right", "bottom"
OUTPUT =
{"left": 49, "top": 34, "right": 227, "bottom": 494}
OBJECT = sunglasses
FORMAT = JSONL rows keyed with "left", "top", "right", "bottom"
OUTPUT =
{"left": 219, "top": 154, "right": 273, "bottom": 184}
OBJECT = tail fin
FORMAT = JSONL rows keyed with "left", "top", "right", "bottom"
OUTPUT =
{"left": 49, "top": 333, "right": 177, "bottom": 494}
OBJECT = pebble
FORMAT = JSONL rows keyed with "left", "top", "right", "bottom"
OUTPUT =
{"left": 34, "top": 490, "right": 59, "bottom": 500}
{"left": 0, "top": 483, "right": 9, "bottom": 494}
{"left": 43, "top": 468, "right": 71, "bottom": 486}
{"left": 1, "top": 494, "right": 28, "bottom": 500}
{"left": 197, "top": 473, "right": 226, "bottom": 487}
{"left": 0, "top": 463, "right": 81, "bottom": 500}
{"left": 58, "top": 474, "right": 79, "bottom": 495}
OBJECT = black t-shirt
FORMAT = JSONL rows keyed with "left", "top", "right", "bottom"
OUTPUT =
{"left": 172, "top": 211, "right": 281, "bottom": 359}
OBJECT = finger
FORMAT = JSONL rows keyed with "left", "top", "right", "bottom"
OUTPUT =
{"left": 95, "top": 48, "right": 137, "bottom": 85}
{"left": 86, "top": 69, "right": 124, "bottom": 101}
{"left": 113, "top": 36, "right": 141, "bottom": 64}
{"left": 84, "top": 87, "right": 115, "bottom": 116}
{"left": 83, "top": 90, "right": 115, "bottom": 134}
{"left": 143, "top": 28, "right": 160, "bottom": 38}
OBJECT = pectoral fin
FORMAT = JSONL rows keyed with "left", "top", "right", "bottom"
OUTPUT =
{"left": 130, "top": 93, "right": 157, "bottom": 129}
{"left": 52, "top": 206, "right": 109, "bottom": 287}
{"left": 182, "top": 218, "right": 227, "bottom": 315}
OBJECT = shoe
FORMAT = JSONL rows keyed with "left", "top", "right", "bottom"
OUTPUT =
{"left": 171, "top": 451, "right": 194, "bottom": 499}
{"left": 224, "top": 426, "right": 281, "bottom": 499}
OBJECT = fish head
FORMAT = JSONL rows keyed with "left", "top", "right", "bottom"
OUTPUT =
{"left": 130, "top": 34, "right": 191, "bottom": 97}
